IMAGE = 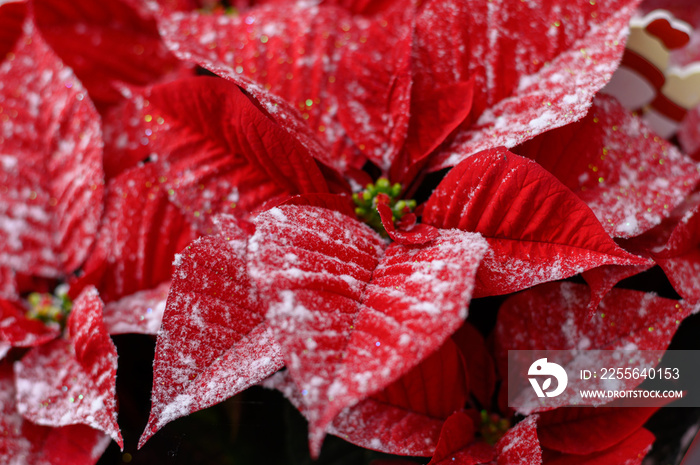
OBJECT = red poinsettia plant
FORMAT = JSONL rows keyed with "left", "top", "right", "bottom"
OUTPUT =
{"left": 2, "top": 0, "right": 700, "bottom": 464}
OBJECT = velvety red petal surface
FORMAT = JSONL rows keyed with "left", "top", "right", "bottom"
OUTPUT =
{"left": 331, "top": 338, "right": 469, "bottom": 456}
{"left": 426, "top": 0, "right": 642, "bottom": 170}
{"left": 140, "top": 216, "right": 283, "bottom": 447}
{"left": 71, "top": 163, "right": 196, "bottom": 303}
{"left": 249, "top": 205, "right": 488, "bottom": 455}
{"left": 495, "top": 282, "right": 695, "bottom": 413}
{"left": 157, "top": 3, "right": 405, "bottom": 173}
{"left": 143, "top": 76, "right": 333, "bottom": 226}
{"left": 0, "top": 20, "right": 103, "bottom": 278}
{"left": 515, "top": 95, "right": 700, "bottom": 238}
{"left": 33, "top": 0, "right": 183, "bottom": 111}
{"left": 0, "top": 362, "right": 111, "bottom": 465}
{"left": 14, "top": 287, "right": 122, "bottom": 447}
{"left": 423, "top": 147, "right": 649, "bottom": 297}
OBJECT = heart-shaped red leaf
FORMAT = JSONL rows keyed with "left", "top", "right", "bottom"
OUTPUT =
{"left": 543, "top": 428, "right": 654, "bottom": 465}
{"left": 538, "top": 405, "right": 657, "bottom": 455}
{"left": 0, "top": 21, "right": 104, "bottom": 278}
{"left": 143, "top": 76, "right": 332, "bottom": 226}
{"left": 426, "top": 0, "right": 641, "bottom": 170}
{"left": 514, "top": 95, "right": 700, "bottom": 238}
{"left": 33, "top": 0, "right": 183, "bottom": 111}
{"left": 71, "top": 163, "right": 196, "bottom": 303}
{"left": 140, "top": 216, "right": 283, "bottom": 447}
{"left": 0, "top": 362, "right": 111, "bottom": 465}
{"left": 423, "top": 147, "right": 649, "bottom": 297}
{"left": 14, "top": 287, "right": 122, "bottom": 447}
{"left": 249, "top": 204, "right": 488, "bottom": 455}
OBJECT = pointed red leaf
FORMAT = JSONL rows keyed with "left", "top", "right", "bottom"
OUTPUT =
{"left": 428, "top": 411, "right": 491, "bottom": 465}
{"left": 581, "top": 264, "right": 653, "bottom": 314}
{"left": 335, "top": 338, "right": 469, "bottom": 456}
{"left": 0, "top": 362, "right": 111, "bottom": 465}
{"left": 33, "top": 0, "right": 183, "bottom": 111}
{"left": 0, "top": 0, "right": 25, "bottom": 60}
{"left": 143, "top": 76, "right": 331, "bottom": 225}
{"left": 249, "top": 205, "right": 488, "bottom": 455}
{"left": 538, "top": 405, "right": 658, "bottom": 455}
{"left": 0, "top": 299, "right": 59, "bottom": 349}
{"left": 101, "top": 90, "right": 156, "bottom": 180}
{"left": 71, "top": 163, "right": 196, "bottom": 303}
{"left": 425, "top": 0, "right": 641, "bottom": 170}
{"left": 334, "top": 5, "right": 414, "bottom": 172}
{"left": 270, "top": 338, "right": 468, "bottom": 457}
{"left": 496, "top": 281, "right": 694, "bottom": 357}
{"left": 651, "top": 196, "right": 700, "bottom": 302}
{"left": 494, "top": 282, "right": 695, "bottom": 412}
{"left": 102, "top": 281, "right": 170, "bottom": 335}
{"left": 14, "top": 287, "right": 122, "bottom": 447}
{"left": 157, "top": 3, "right": 406, "bottom": 173}
{"left": 0, "top": 21, "right": 104, "bottom": 278}
{"left": 423, "top": 147, "right": 649, "bottom": 297}
{"left": 543, "top": 428, "right": 654, "bottom": 465}
{"left": 140, "top": 216, "right": 284, "bottom": 447}
{"left": 496, "top": 415, "right": 542, "bottom": 465}
{"left": 514, "top": 95, "right": 700, "bottom": 238}
{"left": 391, "top": 79, "right": 475, "bottom": 185}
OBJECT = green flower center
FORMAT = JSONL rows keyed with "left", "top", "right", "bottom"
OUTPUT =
{"left": 26, "top": 285, "right": 72, "bottom": 327}
{"left": 352, "top": 178, "right": 416, "bottom": 236}
{"left": 480, "top": 410, "right": 511, "bottom": 445}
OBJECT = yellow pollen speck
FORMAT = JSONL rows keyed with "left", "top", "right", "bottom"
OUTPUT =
{"left": 648, "top": 327, "right": 654, "bottom": 332}
{"left": 593, "top": 117, "right": 599, "bottom": 123}
{"left": 319, "top": 125, "right": 326, "bottom": 132}
{"left": 144, "top": 115, "right": 152, "bottom": 122}
{"left": 29, "top": 191, "right": 37, "bottom": 200}
{"left": 260, "top": 35, "right": 268, "bottom": 43}
{"left": 328, "top": 76, "right": 336, "bottom": 83}
{"left": 305, "top": 99, "right": 313, "bottom": 107}
{"left": 553, "top": 21, "right": 561, "bottom": 27}
{"left": 157, "top": 116, "right": 165, "bottom": 124}
{"left": 598, "top": 177, "right": 604, "bottom": 183}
